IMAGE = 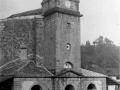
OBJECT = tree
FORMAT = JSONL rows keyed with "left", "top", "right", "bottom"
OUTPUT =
{"left": 93, "top": 41, "right": 97, "bottom": 45}
{"left": 81, "top": 42, "right": 119, "bottom": 68}
{"left": 86, "top": 40, "right": 90, "bottom": 46}
{"left": 95, "top": 36, "right": 104, "bottom": 45}
{"left": 104, "top": 37, "right": 113, "bottom": 44}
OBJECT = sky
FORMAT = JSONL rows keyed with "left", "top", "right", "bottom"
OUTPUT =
{"left": 0, "top": 0, "right": 120, "bottom": 45}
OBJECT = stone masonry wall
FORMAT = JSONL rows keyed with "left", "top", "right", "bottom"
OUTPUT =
{"left": 55, "top": 78, "right": 81, "bottom": 90}
{"left": 13, "top": 78, "right": 52, "bottom": 90}
{"left": 44, "top": 13, "right": 57, "bottom": 70}
{"left": 13, "top": 77, "right": 107, "bottom": 90}
{"left": 80, "top": 77, "right": 106, "bottom": 90}
{"left": 0, "top": 17, "right": 44, "bottom": 66}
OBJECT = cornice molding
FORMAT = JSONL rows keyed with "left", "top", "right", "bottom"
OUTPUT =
{"left": 43, "top": 7, "right": 83, "bottom": 17}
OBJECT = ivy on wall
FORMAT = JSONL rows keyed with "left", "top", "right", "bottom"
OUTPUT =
{"left": 0, "top": 18, "right": 44, "bottom": 66}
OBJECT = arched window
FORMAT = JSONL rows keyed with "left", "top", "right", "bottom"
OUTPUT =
{"left": 87, "top": 84, "right": 96, "bottom": 90}
{"left": 64, "top": 62, "right": 73, "bottom": 69}
{"left": 65, "top": 84, "right": 75, "bottom": 90}
{"left": 31, "top": 85, "right": 42, "bottom": 90}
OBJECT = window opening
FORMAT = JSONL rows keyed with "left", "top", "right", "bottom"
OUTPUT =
{"left": 67, "top": 22, "right": 71, "bottom": 28}
{"left": 67, "top": 43, "right": 71, "bottom": 50}
{"left": 87, "top": 84, "right": 96, "bottom": 90}
{"left": 64, "top": 62, "right": 73, "bottom": 69}
{"left": 65, "top": 84, "right": 75, "bottom": 90}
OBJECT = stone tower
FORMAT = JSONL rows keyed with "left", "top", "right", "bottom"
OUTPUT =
{"left": 41, "top": 0, "right": 83, "bottom": 73}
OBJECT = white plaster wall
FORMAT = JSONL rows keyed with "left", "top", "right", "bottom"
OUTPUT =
{"left": 108, "top": 85, "right": 115, "bottom": 90}
{"left": 108, "top": 76, "right": 118, "bottom": 90}
{"left": 22, "top": 81, "right": 36, "bottom": 90}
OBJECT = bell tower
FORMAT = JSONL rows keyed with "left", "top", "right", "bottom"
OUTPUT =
{"left": 42, "top": 0, "right": 83, "bottom": 73}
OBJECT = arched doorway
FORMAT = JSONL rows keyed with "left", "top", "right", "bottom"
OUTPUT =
{"left": 65, "top": 84, "right": 75, "bottom": 90}
{"left": 87, "top": 84, "right": 96, "bottom": 90}
{"left": 31, "top": 85, "right": 42, "bottom": 90}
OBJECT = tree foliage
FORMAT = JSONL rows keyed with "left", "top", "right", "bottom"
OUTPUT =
{"left": 81, "top": 36, "right": 119, "bottom": 68}
{"left": 86, "top": 40, "right": 90, "bottom": 46}
{"left": 93, "top": 36, "right": 114, "bottom": 45}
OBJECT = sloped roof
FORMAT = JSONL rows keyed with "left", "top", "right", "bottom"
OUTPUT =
{"left": 55, "top": 68, "right": 107, "bottom": 78}
{"left": 16, "top": 61, "right": 53, "bottom": 77}
{"left": 0, "top": 59, "right": 27, "bottom": 72}
{"left": 55, "top": 68, "right": 119, "bottom": 85}
{"left": 8, "top": 8, "right": 42, "bottom": 18}
{"left": 81, "top": 68, "right": 107, "bottom": 77}
{"left": 55, "top": 69, "right": 83, "bottom": 77}
{"left": 0, "top": 56, "right": 53, "bottom": 77}
{"left": 84, "top": 67, "right": 106, "bottom": 75}
{"left": 81, "top": 68, "right": 120, "bottom": 85}
{"left": 0, "top": 61, "right": 119, "bottom": 85}
{"left": 84, "top": 67, "right": 119, "bottom": 76}
{"left": 107, "top": 77, "right": 120, "bottom": 85}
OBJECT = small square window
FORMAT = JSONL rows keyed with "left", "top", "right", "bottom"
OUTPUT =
{"left": 67, "top": 23, "right": 71, "bottom": 28}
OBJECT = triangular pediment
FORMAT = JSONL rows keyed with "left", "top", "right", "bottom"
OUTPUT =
{"left": 55, "top": 69, "right": 83, "bottom": 77}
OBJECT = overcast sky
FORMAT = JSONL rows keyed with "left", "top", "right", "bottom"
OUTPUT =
{"left": 0, "top": 0, "right": 120, "bottom": 45}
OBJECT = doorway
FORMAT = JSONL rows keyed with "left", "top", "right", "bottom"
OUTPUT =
{"left": 87, "top": 84, "right": 96, "bottom": 90}
{"left": 65, "top": 84, "right": 75, "bottom": 90}
{"left": 31, "top": 85, "right": 42, "bottom": 90}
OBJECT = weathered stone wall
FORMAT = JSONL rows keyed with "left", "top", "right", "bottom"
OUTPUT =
{"left": 13, "top": 78, "right": 52, "bottom": 90}
{"left": 0, "top": 19, "right": 33, "bottom": 65}
{"left": 42, "top": 0, "right": 56, "bottom": 13}
{"left": 0, "top": 18, "right": 44, "bottom": 66}
{"left": 13, "top": 77, "right": 106, "bottom": 90}
{"left": 36, "top": 18, "right": 44, "bottom": 57}
{"left": 44, "top": 13, "right": 57, "bottom": 70}
{"left": 56, "top": 13, "right": 81, "bottom": 72}
{"left": 42, "top": 0, "right": 79, "bottom": 12}
{"left": 55, "top": 78, "right": 80, "bottom": 90}
{"left": 80, "top": 78, "right": 106, "bottom": 90}
{"left": 58, "top": 0, "right": 79, "bottom": 11}
{"left": 44, "top": 12, "right": 81, "bottom": 72}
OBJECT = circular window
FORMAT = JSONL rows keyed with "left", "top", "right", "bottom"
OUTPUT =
{"left": 31, "top": 85, "right": 42, "bottom": 90}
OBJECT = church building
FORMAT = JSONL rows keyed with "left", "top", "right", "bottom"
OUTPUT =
{"left": 0, "top": 0, "right": 119, "bottom": 90}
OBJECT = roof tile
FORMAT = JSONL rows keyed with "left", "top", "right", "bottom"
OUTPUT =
{"left": 0, "top": 57, "right": 53, "bottom": 77}
{"left": 81, "top": 68, "right": 107, "bottom": 77}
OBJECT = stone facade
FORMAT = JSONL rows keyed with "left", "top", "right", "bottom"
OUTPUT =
{"left": 42, "top": 0, "right": 81, "bottom": 73}
{"left": 0, "top": 0, "right": 110, "bottom": 90}
{"left": 55, "top": 78, "right": 81, "bottom": 90}
{"left": 13, "top": 78, "right": 52, "bottom": 90}
{"left": 13, "top": 77, "right": 107, "bottom": 90}
{"left": 81, "top": 78, "right": 106, "bottom": 90}
{"left": 13, "top": 78, "right": 106, "bottom": 90}
{"left": 0, "top": 18, "right": 44, "bottom": 66}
